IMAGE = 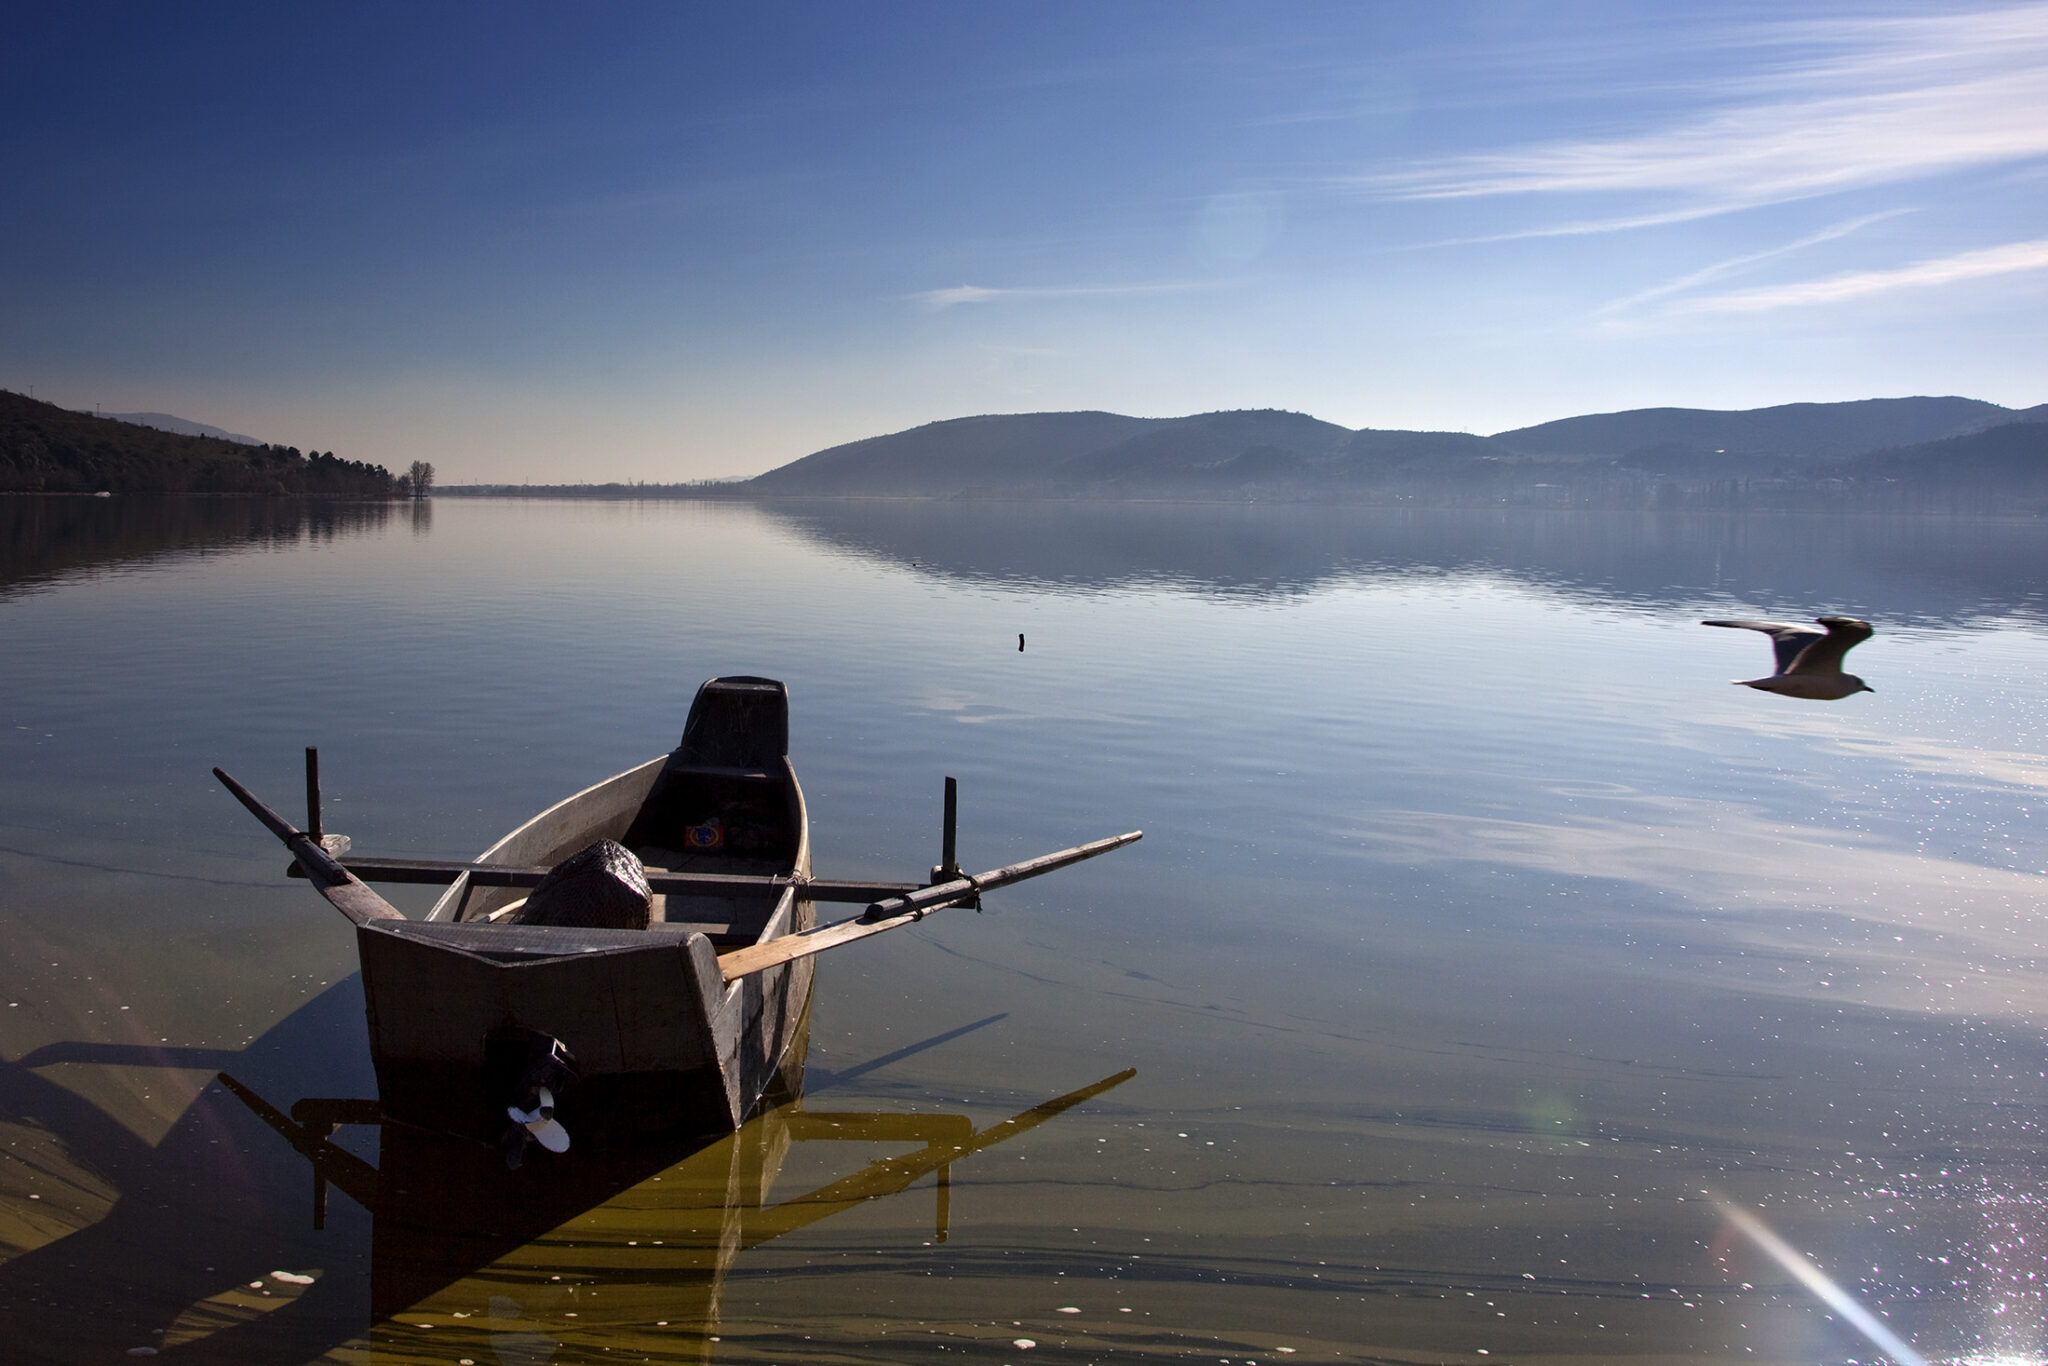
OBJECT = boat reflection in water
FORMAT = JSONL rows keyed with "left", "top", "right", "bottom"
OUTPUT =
{"left": 220, "top": 1016, "right": 1133, "bottom": 1363}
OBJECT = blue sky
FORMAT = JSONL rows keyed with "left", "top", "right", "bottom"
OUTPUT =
{"left": 4, "top": 2, "right": 2045, "bottom": 481}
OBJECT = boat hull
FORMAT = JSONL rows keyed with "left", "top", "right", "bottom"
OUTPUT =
{"left": 358, "top": 679, "right": 815, "bottom": 1142}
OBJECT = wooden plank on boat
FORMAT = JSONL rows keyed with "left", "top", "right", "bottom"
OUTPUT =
{"left": 356, "top": 921, "right": 726, "bottom": 1077}
{"left": 289, "top": 856, "right": 917, "bottom": 903}
{"left": 716, "top": 830, "right": 1141, "bottom": 982}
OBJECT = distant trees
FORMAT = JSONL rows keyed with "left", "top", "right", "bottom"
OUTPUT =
{"left": 408, "top": 461, "right": 435, "bottom": 500}
{"left": 0, "top": 391, "right": 398, "bottom": 496}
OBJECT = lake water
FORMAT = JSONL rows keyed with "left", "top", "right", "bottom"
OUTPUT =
{"left": 2, "top": 494, "right": 2045, "bottom": 1364}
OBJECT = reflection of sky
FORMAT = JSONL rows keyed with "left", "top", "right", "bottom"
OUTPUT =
{"left": 7, "top": 500, "right": 2046, "bottom": 1027}
{"left": 3, "top": 499, "right": 2045, "bottom": 1362}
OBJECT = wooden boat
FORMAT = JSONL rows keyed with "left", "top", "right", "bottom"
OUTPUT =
{"left": 214, "top": 676, "right": 1138, "bottom": 1148}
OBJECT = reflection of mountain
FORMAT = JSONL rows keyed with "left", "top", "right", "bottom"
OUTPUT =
{"left": 0, "top": 494, "right": 409, "bottom": 597}
{"left": 763, "top": 499, "right": 2048, "bottom": 625}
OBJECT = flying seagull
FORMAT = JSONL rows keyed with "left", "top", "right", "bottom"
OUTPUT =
{"left": 1703, "top": 616, "right": 1874, "bottom": 700}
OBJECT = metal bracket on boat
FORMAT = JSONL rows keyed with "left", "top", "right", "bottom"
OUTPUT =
{"left": 300, "top": 746, "right": 351, "bottom": 862}
{"left": 214, "top": 764, "right": 407, "bottom": 926}
{"left": 927, "top": 776, "right": 981, "bottom": 912}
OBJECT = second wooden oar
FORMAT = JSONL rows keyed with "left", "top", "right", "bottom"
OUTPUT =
{"left": 717, "top": 830, "right": 1141, "bottom": 982}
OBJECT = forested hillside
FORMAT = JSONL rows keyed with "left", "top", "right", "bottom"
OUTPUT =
{"left": 0, "top": 390, "right": 394, "bottom": 496}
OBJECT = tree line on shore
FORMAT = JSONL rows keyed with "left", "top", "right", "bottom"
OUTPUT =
{"left": 0, "top": 390, "right": 425, "bottom": 498}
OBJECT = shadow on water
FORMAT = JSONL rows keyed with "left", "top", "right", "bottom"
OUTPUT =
{"left": 803, "top": 1011, "right": 1006, "bottom": 1093}
{"left": 0, "top": 494, "right": 398, "bottom": 598}
{"left": 0, "top": 977, "right": 377, "bottom": 1362}
{"left": 760, "top": 498, "right": 2048, "bottom": 624}
{"left": 0, "top": 983, "right": 1128, "bottom": 1364}
{"left": 228, "top": 1041, "right": 1131, "bottom": 1361}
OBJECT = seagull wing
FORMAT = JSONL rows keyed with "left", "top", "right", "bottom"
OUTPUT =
{"left": 1785, "top": 616, "right": 1873, "bottom": 675}
{"left": 1702, "top": 619, "right": 1824, "bottom": 676}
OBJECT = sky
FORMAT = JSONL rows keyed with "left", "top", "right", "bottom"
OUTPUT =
{"left": 3, "top": 2, "right": 2046, "bottom": 483}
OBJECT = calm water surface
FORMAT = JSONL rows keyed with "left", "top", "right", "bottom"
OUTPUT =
{"left": 1, "top": 495, "right": 2045, "bottom": 1364}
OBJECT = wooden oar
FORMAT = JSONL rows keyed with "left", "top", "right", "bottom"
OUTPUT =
{"left": 214, "top": 768, "right": 408, "bottom": 925}
{"left": 716, "top": 830, "right": 1141, "bottom": 982}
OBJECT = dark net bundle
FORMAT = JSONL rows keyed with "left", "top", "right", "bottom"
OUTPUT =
{"left": 512, "top": 838, "right": 653, "bottom": 930}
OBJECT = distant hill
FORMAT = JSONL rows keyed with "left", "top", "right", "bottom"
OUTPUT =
{"left": 1490, "top": 396, "right": 2009, "bottom": 461}
{"left": 742, "top": 396, "right": 2044, "bottom": 506}
{"left": 1055, "top": 412, "right": 1519, "bottom": 492}
{"left": 1845, "top": 420, "right": 2048, "bottom": 493}
{"left": 748, "top": 411, "right": 1157, "bottom": 494}
{"left": 748, "top": 408, "right": 1520, "bottom": 497}
{"left": 1060, "top": 410, "right": 1350, "bottom": 481}
{"left": 101, "top": 411, "right": 262, "bottom": 445}
{"left": 0, "top": 390, "right": 394, "bottom": 496}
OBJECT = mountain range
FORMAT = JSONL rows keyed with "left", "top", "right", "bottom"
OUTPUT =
{"left": 100, "top": 411, "right": 262, "bottom": 445}
{"left": 746, "top": 396, "right": 2048, "bottom": 508}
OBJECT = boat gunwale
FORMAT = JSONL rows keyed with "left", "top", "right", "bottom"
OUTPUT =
{"left": 419, "top": 750, "right": 813, "bottom": 1016}
{"left": 425, "top": 754, "right": 669, "bottom": 923}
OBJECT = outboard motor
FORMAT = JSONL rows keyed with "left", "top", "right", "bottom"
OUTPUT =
{"left": 486, "top": 1028, "right": 580, "bottom": 1166}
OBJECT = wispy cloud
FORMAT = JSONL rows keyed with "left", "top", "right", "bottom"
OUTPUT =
{"left": 1362, "top": 5, "right": 2048, "bottom": 218}
{"left": 1675, "top": 235, "right": 2048, "bottom": 314}
{"left": 1375, "top": 70, "right": 2048, "bottom": 205}
{"left": 1598, "top": 211, "right": 1910, "bottom": 317}
{"left": 907, "top": 280, "right": 1236, "bottom": 309}
{"left": 1419, "top": 202, "right": 1819, "bottom": 249}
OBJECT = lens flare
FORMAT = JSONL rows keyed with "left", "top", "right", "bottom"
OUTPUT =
{"left": 1714, "top": 1197, "right": 1930, "bottom": 1366}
